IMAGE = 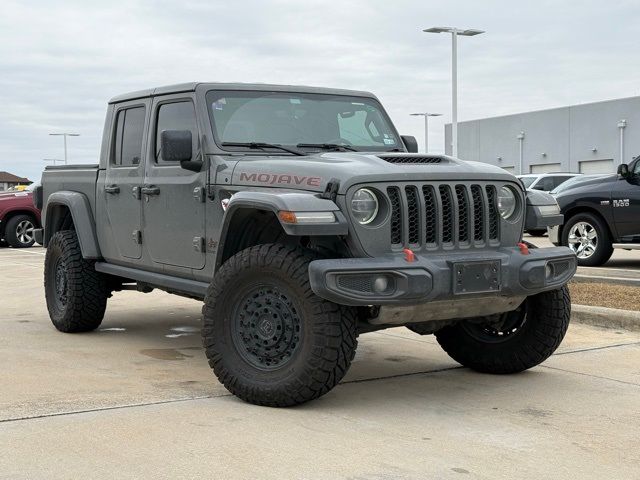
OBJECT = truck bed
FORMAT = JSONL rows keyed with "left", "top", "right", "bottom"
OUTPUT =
{"left": 42, "top": 164, "right": 100, "bottom": 218}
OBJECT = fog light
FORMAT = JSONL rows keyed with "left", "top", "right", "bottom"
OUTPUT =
{"left": 545, "top": 263, "right": 554, "bottom": 280}
{"left": 373, "top": 276, "right": 389, "bottom": 293}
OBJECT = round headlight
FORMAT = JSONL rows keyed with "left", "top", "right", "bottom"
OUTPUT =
{"left": 351, "top": 188, "right": 379, "bottom": 225}
{"left": 497, "top": 186, "right": 517, "bottom": 219}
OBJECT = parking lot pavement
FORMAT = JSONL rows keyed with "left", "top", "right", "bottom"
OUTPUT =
{"left": 524, "top": 233, "right": 640, "bottom": 272}
{"left": 1, "top": 245, "right": 640, "bottom": 479}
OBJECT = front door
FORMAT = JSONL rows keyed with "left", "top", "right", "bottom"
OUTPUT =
{"left": 612, "top": 162, "right": 640, "bottom": 240}
{"left": 104, "top": 100, "right": 149, "bottom": 260}
{"left": 142, "top": 95, "right": 207, "bottom": 269}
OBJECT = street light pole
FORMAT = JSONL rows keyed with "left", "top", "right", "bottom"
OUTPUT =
{"left": 410, "top": 112, "right": 442, "bottom": 153}
{"left": 49, "top": 133, "right": 80, "bottom": 165}
{"left": 423, "top": 27, "right": 484, "bottom": 158}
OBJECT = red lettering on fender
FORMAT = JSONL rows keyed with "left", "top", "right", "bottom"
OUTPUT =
{"left": 239, "top": 172, "right": 324, "bottom": 188}
{"left": 239, "top": 172, "right": 257, "bottom": 182}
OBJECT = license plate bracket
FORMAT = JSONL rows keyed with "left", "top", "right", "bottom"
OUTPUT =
{"left": 453, "top": 260, "right": 501, "bottom": 294}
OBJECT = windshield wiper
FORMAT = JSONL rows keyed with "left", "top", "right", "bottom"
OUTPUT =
{"left": 296, "top": 143, "right": 358, "bottom": 152}
{"left": 221, "top": 142, "right": 307, "bottom": 156}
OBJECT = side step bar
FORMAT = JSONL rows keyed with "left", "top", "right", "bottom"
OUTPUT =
{"left": 95, "top": 262, "right": 209, "bottom": 299}
{"left": 613, "top": 243, "right": 640, "bottom": 250}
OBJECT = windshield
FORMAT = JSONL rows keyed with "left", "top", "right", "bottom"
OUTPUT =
{"left": 206, "top": 90, "right": 401, "bottom": 153}
{"left": 519, "top": 176, "right": 537, "bottom": 188}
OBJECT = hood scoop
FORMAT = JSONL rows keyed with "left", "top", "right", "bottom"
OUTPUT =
{"left": 377, "top": 155, "right": 445, "bottom": 164}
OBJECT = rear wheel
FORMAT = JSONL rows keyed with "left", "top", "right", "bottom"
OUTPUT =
{"left": 562, "top": 213, "right": 613, "bottom": 266}
{"left": 202, "top": 244, "right": 358, "bottom": 407}
{"left": 435, "top": 286, "right": 570, "bottom": 374}
{"left": 44, "top": 230, "right": 109, "bottom": 332}
{"left": 5, "top": 214, "right": 36, "bottom": 248}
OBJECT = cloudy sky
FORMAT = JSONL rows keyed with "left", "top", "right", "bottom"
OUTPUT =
{"left": 2, "top": 0, "right": 639, "bottom": 182}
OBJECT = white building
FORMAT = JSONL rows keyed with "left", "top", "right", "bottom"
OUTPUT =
{"left": 445, "top": 96, "right": 640, "bottom": 175}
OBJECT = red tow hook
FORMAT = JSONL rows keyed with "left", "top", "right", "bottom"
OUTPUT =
{"left": 517, "top": 242, "right": 530, "bottom": 255}
{"left": 403, "top": 248, "right": 416, "bottom": 263}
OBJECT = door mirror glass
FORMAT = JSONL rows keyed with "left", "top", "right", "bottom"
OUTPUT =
{"left": 617, "top": 163, "right": 630, "bottom": 178}
{"left": 401, "top": 135, "right": 418, "bottom": 153}
{"left": 161, "top": 130, "right": 193, "bottom": 162}
{"left": 161, "top": 130, "right": 202, "bottom": 172}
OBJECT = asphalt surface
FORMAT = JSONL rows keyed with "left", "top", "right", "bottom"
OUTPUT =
{"left": 525, "top": 233, "right": 640, "bottom": 283}
{"left": 1, "top": 245, "right": 640, "bottom": 479}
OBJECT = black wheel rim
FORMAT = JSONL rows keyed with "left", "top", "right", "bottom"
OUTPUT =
{"left": 53, "top": 258, "right": 69, "bottom": 309}
{"left": 231, "top": 285, "right": 302, "bottom": 370}
{"left": 461, "top": 304, "right": 527, "bottom": 343}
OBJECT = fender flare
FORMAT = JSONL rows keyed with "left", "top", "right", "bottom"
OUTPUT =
{"left": 215, "top": 191, "right": 348, "bottom": 267}
{"left": 44, "top": 191, "right": 102, "bottom": 259}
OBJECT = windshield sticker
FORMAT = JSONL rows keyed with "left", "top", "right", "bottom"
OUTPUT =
{"left": 383, "top": 138, "right": 395, "bottom": 145}
{"left": 289, "top": 98, "right": 301, "bottom": 104}
{"left": 212, "top": 98, "right": 226, "bottom": 110}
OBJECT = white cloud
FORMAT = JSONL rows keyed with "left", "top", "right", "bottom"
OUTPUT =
{"left": 1, "top": 0, "right": 639, "bottom": 181}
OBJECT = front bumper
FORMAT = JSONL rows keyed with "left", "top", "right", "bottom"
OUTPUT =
{"left": 548, "top": 225, "right": 561, "bottom": 245}
{"left": 308, "top": 246, "right": 576, "bottom": 307}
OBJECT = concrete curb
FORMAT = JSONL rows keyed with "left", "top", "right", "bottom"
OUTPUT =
{"left": 571, "top": 304, "right": 640, "bottom": 331}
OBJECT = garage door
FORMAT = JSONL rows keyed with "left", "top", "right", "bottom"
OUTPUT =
{"left": 530, "top": 163, "right": 562, "bottom": 174}
{"left": 501, "top": 166, "right": 515, "bottom": 173}
{"left": 579, "top": 159, "right": 614, "bottom": 174}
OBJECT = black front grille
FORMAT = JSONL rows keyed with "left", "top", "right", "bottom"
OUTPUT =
{"left": 439, "top": 185, "right": 454, "bottom": 244}
{"left": 378, "top": 155, "right": 443, "bottom": 164}
{"left": 387, "top": 183, "right": 501, "bottom": 249}
{"left": 337, "top": 274, "right": 375, "bottom": 294}
{"left": 387, "top": 187, "right": 402, "bottom": 245}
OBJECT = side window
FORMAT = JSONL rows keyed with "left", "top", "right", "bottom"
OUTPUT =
{"left": 533, "top": 177, "right": 554, "bottom": 191}
{"left": 155, "top": 101, "right": 197, "bottom": 162}
{"left": 552, "top": 176, "right": 572, "bottom": 189}
{"left": 113, "top": 107, "right": 145, "bottom": 166}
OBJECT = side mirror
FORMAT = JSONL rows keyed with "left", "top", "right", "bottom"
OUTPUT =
{"left": 161, "top": 130, "right": 202, "bottom": 172}
{"left": 618, "top": 163, "right": 630, "bottom": 178}
{"left": 401, "top": 135, "right": 419, "bottom": 153}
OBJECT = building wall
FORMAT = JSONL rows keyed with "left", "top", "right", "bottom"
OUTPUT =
{"left": 445, "top": 96, "right": 640, "bottom": 174}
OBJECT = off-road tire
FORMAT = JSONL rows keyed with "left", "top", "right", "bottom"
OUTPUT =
{"left": 202, "top": 243, "right": 358, "bottom": 407}
{"left": 5, "top": 214, "right": 36, "bottom": 248}
{"left": 561, "top": 212, "right": 613, "bottom": 266}
{"left": 435, "top": 286, "right": 571, "bottom": 374}
{"left": 44, "top": 230, "right": 109, "bottom": 332}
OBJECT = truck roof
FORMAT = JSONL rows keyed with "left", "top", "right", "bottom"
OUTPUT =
{"left": 108, "top": 82, "right": 377, "bottom": 104}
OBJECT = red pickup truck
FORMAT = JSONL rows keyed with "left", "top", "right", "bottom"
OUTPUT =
{"left": 0, "top": 185, "right": 41, "bottom": 247}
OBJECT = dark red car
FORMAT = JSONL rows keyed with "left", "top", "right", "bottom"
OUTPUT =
{"left": 0, "top": 184, "right": 41, "bottom": 247}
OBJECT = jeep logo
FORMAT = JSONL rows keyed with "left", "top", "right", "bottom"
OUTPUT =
{"left": 239, "top": 172, "right": 322, "bottom": 187}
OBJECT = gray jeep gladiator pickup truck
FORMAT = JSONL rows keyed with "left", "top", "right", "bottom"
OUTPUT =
{"left": 35, "top": 82, "right": 576, "bottom": 406}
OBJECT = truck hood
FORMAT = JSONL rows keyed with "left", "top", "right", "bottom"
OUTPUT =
{"left": 0, "top": 191, "right": 31, "bottom": 201}
{"left": 553, "top": 174, "right": 619, "bottom": 205}
{"left": 229, "top": 152, "right": 520, "bottom": 194}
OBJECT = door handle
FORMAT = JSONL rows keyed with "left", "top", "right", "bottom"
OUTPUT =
{"left": 105, "top": 185, "right": 120, "bottom": 194}
{"left": 140, "top": 185, "right": 160, "bottom": 196}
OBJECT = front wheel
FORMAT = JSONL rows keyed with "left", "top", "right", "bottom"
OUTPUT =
{"left": 435, "top": 286, "right": 571, "bottom": 374}
{"left": 5, "top": 214, "right": 36, "bottom": 248}
{"left": 202, "top": 244, "right": 358, "bottom": 407}
{"left": 562, "top": 213, "right": 613, "bottom": 266}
